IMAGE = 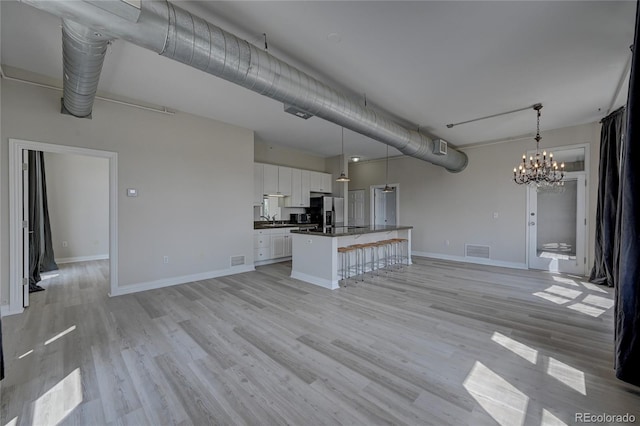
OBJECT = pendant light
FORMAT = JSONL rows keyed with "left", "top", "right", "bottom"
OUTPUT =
{"left": 336, "top": 127, "right": 351, "bottom": 182}
{"left": 383, "top": 144, "right": 395, "bottom": 192}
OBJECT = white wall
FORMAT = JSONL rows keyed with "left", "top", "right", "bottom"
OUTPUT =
{"left": 43, "top": 152, "right": 109, "bottom": 262}
{"left": 349, "top": 122, "right": 600, "bottom": 269}
{"left": 254, "top": 139, "right": 326, "bottom": 171}
{"left": 1, "top": 79, "right": 254, "bottom": 306}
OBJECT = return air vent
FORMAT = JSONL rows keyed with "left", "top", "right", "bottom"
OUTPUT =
{"left": 230, "top": 255, "right": 246, "bottom": 267}
{"left": 465, "top": 244, "right": 490, "bottom": 259}
{"left": 433, "top": 139, "right": 448, "bottom": 155}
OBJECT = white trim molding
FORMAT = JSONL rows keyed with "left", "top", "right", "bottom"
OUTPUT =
{"left": 9, "top": 139, "right": 118, "bottom": 313}
{"left": 412, "top": 251, "right": 528, "bottom": 270}
{"left": 290, "top": 271, "right": 338, "bottom": 290}
{"left": 55, "top": 254, "right": 110, "bottom": 264}
{"left": 1, "top": 304, "right": 25, "bottom": 318}
{"left": 110, "top": 265, "right": 255, "bottom": 296}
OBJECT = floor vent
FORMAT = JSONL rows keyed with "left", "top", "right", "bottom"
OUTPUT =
{"left": 230, "top": 255, "right": 245, "bottom": 267}
{"left": 465, "top": 244, "right": 490, "bottom": 259}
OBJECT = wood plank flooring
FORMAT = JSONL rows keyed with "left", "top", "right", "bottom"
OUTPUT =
{"left": 1, "top": 258, "right": 639, "bottom": 425}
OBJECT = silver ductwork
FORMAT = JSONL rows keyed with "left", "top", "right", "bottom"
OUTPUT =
{"left": 61, "top": 19, "right": 113, "bottom": 118}
{"left": 22, "top": 0, "right": 468, "bottom": 172}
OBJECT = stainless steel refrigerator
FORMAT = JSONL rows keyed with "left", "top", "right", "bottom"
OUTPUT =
{"left": 310, "top": 196, "right": 344, "bottom": 228}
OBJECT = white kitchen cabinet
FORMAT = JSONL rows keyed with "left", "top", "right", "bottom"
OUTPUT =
{"left": 284, "top": 234, "right": 293, "bottom": 256}
{"left": 254, "top": 227, "right": 298, "bottom": 264}
{"left": 278, "top": 166, "right": 292, "bottom": 196}
{"left": 263, "top": 164, "right": 278, "bottom": 195}
{"left": 285, "top": 169, "right": 311, "bottom": 207}
{"left": 253, "top": 163, "right": 264, "bottom": 205}
{"left": 253, "top": 229, "right": 271, "bottom": 262}
{"left": 310, "top": 171, "right": 333, "bottom": 193}
{"left": 271, "top": 235, "right": 286, "bottom": 258}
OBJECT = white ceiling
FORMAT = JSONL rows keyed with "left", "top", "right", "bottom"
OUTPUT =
{"left": 1, "top": 0, "right": 636, "bottom": 161}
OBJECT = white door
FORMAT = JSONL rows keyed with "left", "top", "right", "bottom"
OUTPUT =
{"left": 348, "top": 190, "right": 365, "bottom": 226}
{"left": 372, "top": 186, "right": 398, "bottom": 226}
{"left": 22, "top": 150, "right": 30, "bottom": 307}
{"left": 528, "top": 175, "right": 587, "bottom": 274}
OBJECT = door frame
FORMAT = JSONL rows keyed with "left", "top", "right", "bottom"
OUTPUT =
{"left": 8, "top": 138, "right": 118, "bottom": 315}
{"left": 370, "top": 184, "right": 400, "bottom": 227}
{"left": 524, "top": 143, "right": 589, "bottom": 274}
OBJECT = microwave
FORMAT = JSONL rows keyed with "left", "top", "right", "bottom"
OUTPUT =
{"left": 290, "top": 213, "right": 311, "bottom": 224}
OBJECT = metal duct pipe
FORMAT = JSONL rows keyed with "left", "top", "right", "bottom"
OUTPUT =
{"left": 61, "top": 19, "right": 113, "bottom": 117}
{"left": 22, "top": 0, "right": 468, "bottom": 172}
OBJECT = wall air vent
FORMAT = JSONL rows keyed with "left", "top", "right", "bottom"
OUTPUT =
{"left": 284, "top": 104, "right": 314, "bottom": 120}
{"left": 230, "top": 255, "right": 246, "bottom": 267}
{"left": 465, "top": 244, "right": 490, "bottom": 259}
{"left": 433, "top": 139, "right": 448, "bottom": 155}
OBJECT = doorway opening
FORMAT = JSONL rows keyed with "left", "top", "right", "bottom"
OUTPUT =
{"left": 8, "top": 139, "right": 118, "bottom": 314}
{"left": 370, "top": 184, "right": 399, "bottom": 227}
{"left": 527, "top": 144, "right": 589, "bottom": 275}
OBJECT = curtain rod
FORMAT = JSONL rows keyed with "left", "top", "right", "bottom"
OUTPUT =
{"left": 0, "top": 66, "right": 175, "bottom": 116}
{"left": 445, "top": 104, "right": 539, "bottom": 129}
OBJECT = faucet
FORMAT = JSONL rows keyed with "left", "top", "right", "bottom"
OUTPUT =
{"left": 260, "top": 214, "right": 277, "bottom": 224}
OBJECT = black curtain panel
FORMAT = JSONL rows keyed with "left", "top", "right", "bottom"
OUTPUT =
{"left": 28, "top": 151, "right": 58, "bottom": 292}
{"left": 589, "top": 107, "right": 626, "bottom": 287}
{"left": 615, "top": 0, "right": 640, "bottom": 387}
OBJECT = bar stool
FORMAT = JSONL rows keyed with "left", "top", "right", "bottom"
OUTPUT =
{"left": 348, "top": 244, "right": 366, "bottom": 281}
{"left": 376, "top": 239, "right": 394, "bottom": 273}
{"left": 360, "top": 242, "right": 379, "bottom": 279}
{"left": 389, "top": 238, "right": 409, "bottom": 270}
{"left": 338, "top": 246, "right": 357, "bottom": 286}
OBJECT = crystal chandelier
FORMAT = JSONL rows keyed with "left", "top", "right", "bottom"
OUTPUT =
{"left": 513, "top": 104, "right": 564, "bottom": 186}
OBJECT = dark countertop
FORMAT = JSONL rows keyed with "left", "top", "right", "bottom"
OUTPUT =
{"left": 290, "top": 225, "right": 413, "bottom": 237}
{"left": 254, "top": 223, "right": 317, "bottom": 230}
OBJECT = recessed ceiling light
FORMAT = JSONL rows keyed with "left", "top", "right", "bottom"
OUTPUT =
{"left": 327, "top": 32, "right": 341, "bottom": 43}
{"left": 350, "top": 156, "right": 361, "bottom": 162}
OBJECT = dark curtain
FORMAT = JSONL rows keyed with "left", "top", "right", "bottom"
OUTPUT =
{"left": 589, "top": 107, "right": 626, "bottom": 287}
{"left": 615, "top": 1, "right": 640, "bottom": 386}
{"left": 28, "top": 150, "right": 58, "bottom": 292}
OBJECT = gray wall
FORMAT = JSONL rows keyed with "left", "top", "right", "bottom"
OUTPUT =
{"left": 43, "top": 152, "right": 109, "bottom": 262}
{"left": 348, "top": 122, "right": 599, "bottom": 268}
{"left": 255, "top": 139, "right": 326, "bottom": 171}
{"left": 1, "top": 79, "right": 254, "bottom": 306}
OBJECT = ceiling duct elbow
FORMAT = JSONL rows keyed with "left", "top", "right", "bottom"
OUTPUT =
{"left": 61, "top": 19, "right": 113, "bottom": 118}
{"left": 23, "top": 0, "right": 468, "bottom": 172}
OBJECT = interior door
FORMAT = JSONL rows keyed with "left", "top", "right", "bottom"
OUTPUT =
{"left": 528, "top": 175, "right": 586, "bottom": 274}
{"left": 22, "top": 149, "right": 30, "bottom": 307}
{"left": 373, "top": 187, "right": 397, "bottom": 226}
{"left": 348, "top": 190, "right": 365, "bottom": 226}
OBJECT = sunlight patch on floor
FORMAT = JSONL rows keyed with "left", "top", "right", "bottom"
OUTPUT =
{"left": 580, "top": 282, "right": 608, "bottom": 293}
{"left": 533, "top": 292, "right": 572, "bottom": 305}
{"left": 582, "top": 295, "right": 614, "bottom": 310}
{"left": 32, "top": 368, "right": 83, "bottom": 425}
{"left": 491, "top": 332, "right": 538, "bottom": 364}
{"left": 4, "top": 417, "right": 18, "bottom": 426}
{"left": 550, "top": 276, "right": 579, "bottom": 286}
{"left": 44, "top": 325, "right": 76, "bottom": 346}
{"left": 544, "top": 285, "right": 582, "bottom": 299}
{"left": 463, "top": 361, "right": 529, "bottom": 426}
{"left": 541, "top": 408, "right": 568, "bottom": 425}
{"left": 567, "top": 303, "right": 605, "bottom": 317}
{"left": 18, "top": 349, "right": 34, "bottom": 360}
{"left": 547, "top": 357, "right": 586, "bottom": 395}
{"left": 39, "top": 273, "right": 60, "bottom": 281}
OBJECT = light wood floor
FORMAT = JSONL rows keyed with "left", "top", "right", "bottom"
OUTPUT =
{"left": 1, "top": 258, "right": 639, "bottom": 425}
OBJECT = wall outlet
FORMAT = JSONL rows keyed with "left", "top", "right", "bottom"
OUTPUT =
{"left": 493, "top": 212, "right": 499, "bottom": 219}
{"left": 163, "top": 256, "right": 169, "bottom": 264}
{"left": 62, "top": 241, "right": 68, "bottom": 248}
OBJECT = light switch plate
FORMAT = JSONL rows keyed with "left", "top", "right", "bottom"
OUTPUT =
{"left": 127, "top": 188, "right": 138, "bottom": 197}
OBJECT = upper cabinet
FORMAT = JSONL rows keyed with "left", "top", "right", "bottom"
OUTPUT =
{"left": 253, "top": 164, "right": 264, "bottom": 205}
{"left": 309, "top": 171, "right": 333, "bottom": 193}
{"left": 261, "top": 163, "right": 292, "bottom": 197}
{"left": 286, "top": 169, "right": 311, "bottom": 207}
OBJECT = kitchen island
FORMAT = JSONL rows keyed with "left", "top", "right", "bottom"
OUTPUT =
{"left": 290, "top": 225, "right": 412, "bottom": 289}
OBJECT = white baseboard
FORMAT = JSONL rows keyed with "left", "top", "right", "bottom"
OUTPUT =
{"left": 254, "top": 256, "right": 292, "bottom": 267}
{"left": 55, "top": 254, "right": 110, "bottom": 264}
{"left": 412, "top": 251, "right": 528, "bottom": 270}
{"left": 290, "top": 271, "right": 338, "bottom": 290}
{"left": 110, "top": 264, "right": 255, "bottom": 297}
{"left": 1, "top": 303, "right": 24, "bottom": 317}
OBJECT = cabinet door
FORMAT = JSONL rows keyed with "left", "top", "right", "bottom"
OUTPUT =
{"left": 321, "top": 173, "right": 333, "bottom": 194}
{"left": 263, "top": 164, "right": 278, "bottom": 195}
{"left": 300, "top": 170, "right": 310, "bottom": 207}
{"left": 278, "top": 166, "right": 292, "bottom": 196}
{"left": 309, "top": 171, "right": 322, "bottom": 192}
{"left": 271, "top": 235, "right": 286, "bottom": 258}
{"left": 284, "top": 235, "right": 292, "bottom": 256}
{"left": 286, "top": 168, "right": 302, "bottom": 207}
{"left": 253, "top": 164, "right": 264, "bottom": 205}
